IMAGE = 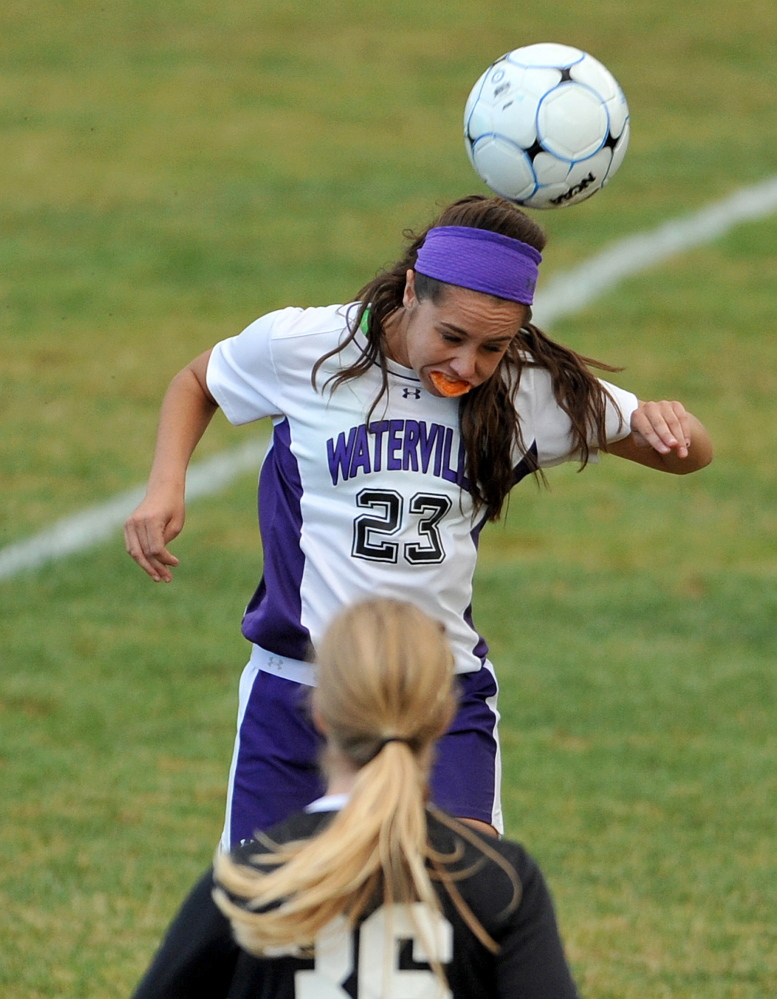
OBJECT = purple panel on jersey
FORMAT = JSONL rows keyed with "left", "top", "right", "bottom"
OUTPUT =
{"left": 512, "top": 442, "right": 539, "bottom": 487}
{"left": 241, "top": 419, "right": 312, "bottom": 661}
{"left": 464, "top": 602, "right": 490, "bottom": 663}
{"left": 229, "top": 671, "right": 325, "bottom": 844}
{"left": 430, "top": 665, "right": 500, "bottom": 824}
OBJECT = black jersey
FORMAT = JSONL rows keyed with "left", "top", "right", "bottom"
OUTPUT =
{"left": 221, "top": 808, "right": 580, "bottom": 999}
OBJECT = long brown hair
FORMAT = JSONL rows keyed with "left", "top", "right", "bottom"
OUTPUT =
{"left": 213, "top": 599, "right": 518, "bottom": 976}
{"left": 312, "top": 194, "right": 622, "bottom": 520}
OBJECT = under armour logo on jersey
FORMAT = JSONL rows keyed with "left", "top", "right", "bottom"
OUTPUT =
{"left": 402, "top": 387, "right": 422, "bottom": 399}
{"left": 267, "top": 656, "right": 285, "bottom": 670}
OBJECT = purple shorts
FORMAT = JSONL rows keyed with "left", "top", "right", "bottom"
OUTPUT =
{"left": 221, "top": 659, "right": 502, "bottom": 848}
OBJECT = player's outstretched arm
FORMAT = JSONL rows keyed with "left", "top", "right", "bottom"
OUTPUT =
{"left": 124, "top": 350, "right": 218, "bottom": 582}
{"left": 607, "top": 400, "right": 713, "bottom": 473}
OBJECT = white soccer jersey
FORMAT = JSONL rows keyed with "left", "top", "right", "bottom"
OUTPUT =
{"left": 206, "top": 303, "right": 637, "bottom": 674}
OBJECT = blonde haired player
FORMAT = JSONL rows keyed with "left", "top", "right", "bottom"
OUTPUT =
{"left": 213, "top": 597, "right": 581, "bottom": 998}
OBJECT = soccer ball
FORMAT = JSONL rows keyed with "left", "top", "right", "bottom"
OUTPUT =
{"left": 464, "top": 42, "right": 630, "bottom": 209}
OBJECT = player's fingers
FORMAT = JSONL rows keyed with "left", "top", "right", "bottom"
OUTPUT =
{"left": 633, "top": 401, "right": 689, "bottom": 455}
{"left": 124, "top": 516, "right": 179, "bottom": 582}
{"left": 632, "top": 404, "right": 673, "bottom": 454}
{"left": 124, "top": 522, "right": 163, "bottom": 580}
{"left": 139, "top": 519, "right": 180, "bottom": 582}
{"left": 652, "top": 401, "right": 691, "bottom": 457}
{"left": 669, "top": 402, "right": 692, "bottom": 456}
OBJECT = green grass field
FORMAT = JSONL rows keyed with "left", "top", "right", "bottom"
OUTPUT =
{"left": 2, "top": 0, "right": 776, "bottom": 995}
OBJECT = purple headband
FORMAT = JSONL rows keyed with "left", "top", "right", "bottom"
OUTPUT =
{"left": 414, "top": 225, "right": 542, "bottom": 305}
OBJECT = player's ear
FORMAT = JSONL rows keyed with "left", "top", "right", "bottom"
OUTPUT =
{"left": 402, "top": 269, "right": 417, "bottom": 309}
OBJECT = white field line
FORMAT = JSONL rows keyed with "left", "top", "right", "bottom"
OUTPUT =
{"left": 2, "top": 176, "right": 777, "bottom": 581}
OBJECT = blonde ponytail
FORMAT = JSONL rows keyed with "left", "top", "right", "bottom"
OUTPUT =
{"left": 214, "top": 599, "right": 457, "bottom": 956}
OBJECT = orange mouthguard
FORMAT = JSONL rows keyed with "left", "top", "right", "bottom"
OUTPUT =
{"left": 429, "top": 371, "right": 471, "bottom": 397}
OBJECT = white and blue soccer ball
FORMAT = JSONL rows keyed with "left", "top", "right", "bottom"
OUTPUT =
{"left": 464, "top": 43, "right": 630, "bottom": 209}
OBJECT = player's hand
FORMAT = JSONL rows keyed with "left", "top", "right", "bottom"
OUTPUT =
{"left": 630, "top": 400, "right": 692, "bottom": 459}
{"left": 124, "top": 494, "right": 185, "bottom": 582}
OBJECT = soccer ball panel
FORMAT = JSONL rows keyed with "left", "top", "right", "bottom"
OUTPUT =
{"left": 532, "top": 151, "right": 571, "bottom": 184}
{"left": 490, "top": 64, "right": 562, "bottom": 99}
{"left": 569, "top": 54, "right": 620, "bottom": 101}
{"left": 520, "top": 184, "right": 570, "bottom": 210}
{"left": 604, "top": 91, "right": 629, "bottom": 140}
{"left": 468, "top": 135, "right": 536, "bottom": 201}
{"left": 507, "top": 42, "right": 586, "bottom": 69}
{"left": 463, "top": 65, "right": 492, "bottom": 130}
{"left": 558, "top": 149, "right": 613, "bottom": 205}
{"left": 464, "top": 43, "right": 629, "bottom": 209}
{"left": 537, "top": 83, "right": 610, "bottom": 160}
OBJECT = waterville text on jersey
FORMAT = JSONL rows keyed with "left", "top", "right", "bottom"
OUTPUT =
{"left": 326, "top": 420, "right": 470, "bottom": 488}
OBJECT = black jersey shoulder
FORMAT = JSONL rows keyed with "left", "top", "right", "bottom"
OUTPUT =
{"left": 230, "top": 806, "right": 537, "bottom": 930}
{"left": 231, "top": 810, "right": 336, "bottom": 868}
{"left": 424, "top": 810, "right": 541, "bottom": 935}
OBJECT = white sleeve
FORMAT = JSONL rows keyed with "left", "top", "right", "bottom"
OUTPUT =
{"left": 598, "top": 377, "right": 639, "bottom": 441}
{"left": 527, "top": 367, "right": 638, "bottom": 468}
{"left": 206, "top": 309, "right": 296, "bottom": 425}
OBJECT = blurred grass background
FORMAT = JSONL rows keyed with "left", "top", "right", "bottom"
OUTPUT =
{"left": 1, "top": 0, "right": 775, "bottom": 996}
